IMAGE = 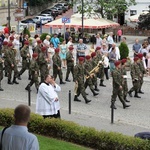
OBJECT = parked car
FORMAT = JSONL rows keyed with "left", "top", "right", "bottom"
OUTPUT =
{"left": 51, "top": 7, "right": 63, "bottom": 15}
{"left": 21, "top": 18, "right": 40, "bottom": 28}
{"left": 48, "top": 8, "right": 59, "bottom": 16}
{"left": 32, "top": 16, "right": 49, "bottom": 24}
{"left": 39, "top": 14, "right": 54, "bottom": 22}
{"left": 41, "top": 9, "right": 58, "bottom": 17}
{"left": 59, "top": 3, "right": 69, "bottom": 10}
{"left": 54, "top": 4, "right": 66, "bottom": 13}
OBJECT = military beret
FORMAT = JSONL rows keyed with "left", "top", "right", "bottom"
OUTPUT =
{"left": 10, "top": 36, "right": 14, "bottom": 41}
{"left": 8, "top": 43, "right": 13, "bottom": 47}
{"left": 68, "top": 46, "right": 74, "bottom": 50}
{"left": 32, "top": 53, "right": 38, "bottom": 58}
{"left": 121, "top": 59, "right": 127, "bottom": 64}
{"left": 137, "top": 53, "right": 143, "bottom": 59}
{"left": 37, "top": 40, "right": 42, "bottom": 44}
{"left": 85, "top": 55, "right": 91, "bottom": 60}
{"left": 55, "top": 48, "right": 60, "bottom": 53}
{"left": 134, "top": 57, "right": 139, "bottom": 62}
{"left": 91, "top": 52, "right": 96, "bottom": 58}
{"left": 3, "top": 41, "right": 8, "bottom": 45}
{"left": 114, "top": 60, "right": 121, "bottom": 67}
{"left": 24, "top": 41, "right": 29, "bottom": 45}
{"left": 41, "top": 46, "right": 46, "bottom": 52}
{"left": 78, "top": 57, "right": 84, "bottom": 61}
{"left": 95, "top": 46, "right": 101, "bottom": 51}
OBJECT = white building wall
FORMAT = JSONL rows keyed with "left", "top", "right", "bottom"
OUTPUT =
{"left": 125, "top": 0, "right": 150, "bottom": 21}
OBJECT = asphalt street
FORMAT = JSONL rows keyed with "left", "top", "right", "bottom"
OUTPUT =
{"left": 1, "top": 35, "right": 150, "bottom": 137}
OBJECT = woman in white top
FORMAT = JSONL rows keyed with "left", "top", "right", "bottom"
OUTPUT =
{"left": 48, "top": 42, "right": 55, "bottom": 68}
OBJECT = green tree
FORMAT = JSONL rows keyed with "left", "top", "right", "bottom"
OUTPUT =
{"left": 119, "top": 42, "right": 129, "bottom": 59}
{"left": 76, "top": 0, "right": 136, "bottom": 19}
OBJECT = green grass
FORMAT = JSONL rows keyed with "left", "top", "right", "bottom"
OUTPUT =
{"left": 0, "top": 126, "right": 90, "bottom": 150}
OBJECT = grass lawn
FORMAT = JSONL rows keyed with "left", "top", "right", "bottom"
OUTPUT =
{"left": 0, "top": 126, "right": 91, "bottom": 150}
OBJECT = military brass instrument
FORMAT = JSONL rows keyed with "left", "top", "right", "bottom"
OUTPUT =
{"left": 86, "top": 55, "right": 105, "bottom": 79}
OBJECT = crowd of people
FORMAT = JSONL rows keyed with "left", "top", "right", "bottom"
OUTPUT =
{"left": 0, "top": 28, "right": 150, "bottom": 110}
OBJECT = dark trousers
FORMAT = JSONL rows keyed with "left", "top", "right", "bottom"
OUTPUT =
{"left": 43, "top": 110, "right": 61, "bottom": 119}
{"left": 104, "top": 67, "right": 109, "bottom": 79}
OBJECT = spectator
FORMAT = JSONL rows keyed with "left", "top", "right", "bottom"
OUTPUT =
{"left": 36, "top": 74, "right": 61, "bottom": 119}
{"left": 0, "top": 104, "right": 39, "bottom": 150}
{"left": 133, "top": 39, "right": 141, "bottom": 57}
{"left": 109, "top": 43, "right": 120, "bottom": 60}
{"left": 117, "top": 28, "right": 122, "bottom": 42}
{"left": 50, "top": 33, "right": 60, "bottom": 48}
{"left": 95, "top": 33, "right": 102, "bottom": 48}
{"left": 65, "top": 28, "right": 70, "bottom": 43}
{"left": 107, "top": 32, "right": 114, "bottom": 50}
{"left": 60, "top": 40, "right": 67, "bottom": 68}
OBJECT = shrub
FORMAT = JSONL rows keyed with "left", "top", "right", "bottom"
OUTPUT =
{"left": 23, "top": 27, "right": 31, "bottom": 38}
{"left": 0, "top": 108, "right": 150, "bottom": 150}
{"left": 119, "top": 42, "right": 129, "bottom": 59}
{"left": 40, "top": 33, "right": 51, "bottom": 41}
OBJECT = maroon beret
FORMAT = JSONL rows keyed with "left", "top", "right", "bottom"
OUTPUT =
{"left": 55, "top": 48, "right": 60, "bottom": 53}
{"left": 95, "top": 46, "right": 101, "bottom": 51}
{"left": 114, "top": 60, "right": 121, "bottom": 67}
{"left": 137, "top": 53, "right": 143, "bottom": 59}
{"left": 10, "top": 36, "right": 14, "bottom": 41}
{"left": 134, "top": 57, "right": 139, "bottom": 62}
{"left": 68, "top": 46, "right": 74, "bottom": 50}
{"left": 3, "top": 41, "right": 8, "bottom": 45}
{"left": 78, "top": 57, "right": 84, "bottom": 61}
{"left": 37, "top": 40, "right": 42, "bottom": 44}
{"left": 121, "top": 59, "right": 127, "bottom": 64}
{"left": 32, "top": 53, "right": 38, "bottom": 58}
{"left": 24, "top": 41, "right": 29, "bottom": 45}
{"left": 85, "top": 55, "right": 91, "bottom": 60}
{"left": 91, "top": 52, "right": 96, "bottom": 58}
{"left": 8, "top": 43, "right": 13, "bottom": 47}
{"left": 41, "top": 46, "right": 46, "bottom": 52}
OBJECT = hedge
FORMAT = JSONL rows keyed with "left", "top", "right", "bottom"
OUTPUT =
{"left": 0, "top": 108, "right": 150, "bottom": 150}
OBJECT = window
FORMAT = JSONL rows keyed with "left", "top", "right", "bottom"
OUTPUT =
{"left": 130, "top": 10, "right": 137, "bottom": 16}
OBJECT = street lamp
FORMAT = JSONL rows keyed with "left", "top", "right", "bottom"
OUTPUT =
{"left": 8, "top": 0, "right": 11, "bottom": 34}
{"left": 81, "top": 0, "right": 84, "bottom": 39}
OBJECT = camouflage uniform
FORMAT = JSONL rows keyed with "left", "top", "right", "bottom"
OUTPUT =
{"left": 25, "top": 58, "right": 39, "bottom": 92}
{"left": 84, "top": 60, "right": 98, "bottom": 96}
{"left": 52, "top": 53, "right": 65, "bottom": 84}
{"left": 128, "top": 62, "right": 141, "bottom": 97}
{"left": 18, "top": 46, "right": 31, "bottom": 79}
{"left": 34, "top": 45, "right": 41, "bottom": 54}
{"left": 5, "top": 47, "right": 19, "bottom": 84}
{"left": 0, "top": 55, "right": 3, "bottom": 91}
{"left": 65, "top": 50, "right": 74, "bottom": 81}
{"left": 138, "top": 60, "right": 146, "bottom": 93}
{"left": 38, "top": 52, "right": 49, "bottom": 83}
{"left": 121, "top": 67, "right": 128, "bottom": 101}
{"left": 74, "top": 63, "right": 91, "bottom": 103}
{"left": 111, "top": 67, "right": 129, "bottom": 109}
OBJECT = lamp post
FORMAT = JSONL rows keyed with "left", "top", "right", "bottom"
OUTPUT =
{"left": 81, "top": 0, "right": 84, "bottom": 39}
{"left": 8, "top": 0, "right": 11, "bottom": 34}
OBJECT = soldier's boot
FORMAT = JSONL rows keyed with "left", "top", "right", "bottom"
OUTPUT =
{"left": 25, "top": 84, "right": 31, "bottom": 91}
{"left": 74, "top": 95, "right": 81, "bottom": 102}
{"left": 91, "top": 89, "right": 99, "bottom": 96}
{"left": 139, "top": 88, "right": 144, "bottom": 94}
{"left": 13, "top": 77, "right": 19, "bottom": 84}
{"left": 7, "top": 79, "right": 13, "bottom": 85}
{"left": 0, "top": 82, "right": 4, "bottom": 91}
{"left": 110, "top": 104, "right": 117, "bottom": 109}
{"left": 83, "top": 96, "right": 91, "bottom": 104}
{"left": 60, "top": 79, "right": 66, "bottom": 84}
{"left": 128, "top": 90, "right": 132, "bottom": 97}
{"left": 65, "top": 77, "right": 71, "bottom": 82}
{"left": 134, "top": 91, "right": 141, "bottom": 98}
{"left": 99, "top": 80, "right": 106, "bottom": 87}
{"left": 122, "top": 101, "right": 130, "bottom": 109}
{"left": 124, "top": 96, "right": 130, "bottom": 102}
{"left": 94, "top": 85, "right": 99, "bottom": 92}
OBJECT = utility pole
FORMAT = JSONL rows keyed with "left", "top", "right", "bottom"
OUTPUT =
{"left": 7, "top": 0, "right": 11, "bottom": 34}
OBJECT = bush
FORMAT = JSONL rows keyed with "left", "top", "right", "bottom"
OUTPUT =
{"left": 0, "top": 108, "right": 150, "bottom": 150}
{"left": 119, "top": 42, "right": 129, "bottom": 59}
{"left": 23, "top": 27, "right": 31, "bottom": 38}
{"left": 40, "top": 33, "right": 51, "bottom": 42}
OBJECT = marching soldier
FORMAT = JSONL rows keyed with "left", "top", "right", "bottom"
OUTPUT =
{"left": 137, "top": 53, "right": 146, "bottom": 94}
{"left": 52, "top": 48, "right": 66, "bottom": 84}
{"left": 91, "top": 52, "right": 99, "bottom": 91}
{"left": 17, "top": 41, "right": 31, "bottom": 80}
{"left": 84, "top": 55, "right": 99, "bottom": 96}
{"left": 34, "top": 40, "right": 42, "bottom": 54}
{"left": 25, "top": 53, "right": 39, "bottom": 92}
{"left": 74, "top": 57, "right": 91, "bottom": 103}
{"left": 128, "top": 57, "right": 141, "bottom": 98}
{"left": 121, "top": 59, "right": 130, "bottom": 102}
{"left": 38, "top": 46, "right": 49, "bottom": 83}
{"left": 5, "top": 43, "right": 19, "bottom": 84}
{"left": 1, "top": 41, "right": 8, "bottom": 77}
{"left": 110, "top": 61, "right": 130, "bottom": 109}
{"left": 95, "top": 46, "right": 106, "bottom": 87}
{"left": 65, "top": 46, "right": 74, "bottom": 82}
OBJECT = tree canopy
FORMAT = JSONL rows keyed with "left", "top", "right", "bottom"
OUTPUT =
{"left": 76, "top": 0, "right": 136, "bottom": 19}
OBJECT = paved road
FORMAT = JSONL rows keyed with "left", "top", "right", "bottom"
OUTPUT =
{"left": 1, "top": 35, "right": 150, "bottom": 137}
